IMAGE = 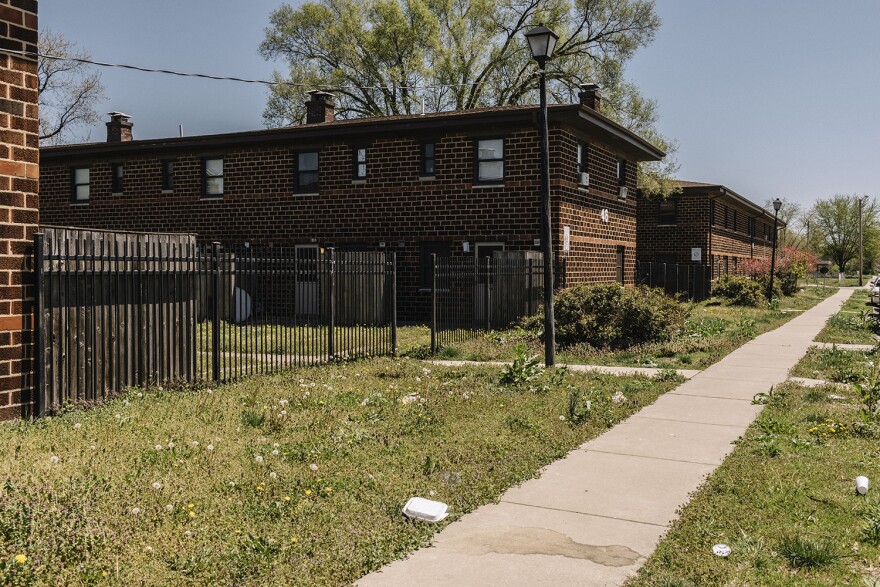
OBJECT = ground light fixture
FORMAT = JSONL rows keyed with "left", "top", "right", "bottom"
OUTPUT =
{"left": 768, "top": 198, "right": 782, "bottom": 304}
{"left": 524, "top": 23, "right": 559, "bottom": 366}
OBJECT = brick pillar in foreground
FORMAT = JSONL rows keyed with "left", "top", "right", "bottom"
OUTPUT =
{"left": 0, "top": 0, "right": 39, "bottom": 419}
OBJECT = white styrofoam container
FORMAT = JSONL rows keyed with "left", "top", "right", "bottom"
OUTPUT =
{"left": 402, "top": 497, "right": 449, "bottom": 522}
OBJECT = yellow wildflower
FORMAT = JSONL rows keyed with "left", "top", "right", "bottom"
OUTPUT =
{"left": 305, "top": 489, "right": 312, "bottom": 496}
{"left": 187, "top": 503, "right": 194, "bottom": 509}
{"left": 14, "top": 554, "right": 26, "bottom": 564}
{"left": 283, "top": 496, "right": 291, "bottom": 502}
{"left": 188, "top": 511, "right": 195, "bottom": 518}
{"left": 290, "top": 536, "right": 298, "bottom": 543}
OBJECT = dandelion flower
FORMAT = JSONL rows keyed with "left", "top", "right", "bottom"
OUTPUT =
{"left": 255, "top": 455, "right": 264, "bottom": 464}
{"left": 167, "top": 441, "right": 175, "bottom": 449}
{"left": 228, "top": 481, "right": 236, "bottom": 487}
{"left": 279, "top": 399, "right": 288, "bottom": 406}
{"left": 272, "top": 449, "right": 279, "bottom": 456}
{"left": 188, "top": 503, "right": 194, "bottom": 509}
{"left": 144, "top": 546, "right": 153, "bottom": 553}
{"left": 309, "top": 463, "right": 318, "bottom": 472}
{"left": 283, "top": 496, "right": 291, "bottom": 502}
{"left": 73, "top": 422, "right": 82, "bottom": 430}
{"left": 115, "top": 413, "right": 121, "bottom": 419}
{"left": 102, "top": 571, "right": 109, "bottom": 577}
{"left": 151, "top": 482, "right": 162, "bottom": 491}
{"left": 559, "top": 415, "right": 566, "bottom": 421}
{"left": 280, "top": 410, "right": 287, "bottom": 416}
{"left": 191, "top": 441, "right": 199, "bottom": 447}
{"left": 165, "top": 504, "right": 173, "bottom": 512}
{"left": 184, "top": 530, "right": 192, "bottom": 538}
{"left": 155, "top": 444, "right": 163, "bottom": 451}
{"left": 269, "top": 471, "right": 277, "bottom": 479}
{"left": 273, "top": 443, "right": 280, "bottom": 448}
{"left": 207, "top": 444, "right": 214, "bottom": 451}
{"left": 290, "top": 536, "right": 298, "bottom": 543}
{"left": 188, "top": 511, "right": 195, "bottom": 519}
{"left": 131, "top": 507, "right": 141, "bottom": 515}
{"left": 304, "top": 489, "right": 312, "bottom": 496}
{"left": 14, "top": 554, "right": 26, "bottom": 564}
{"left": 49, "top": 455, "right": 59, "bottom": 464}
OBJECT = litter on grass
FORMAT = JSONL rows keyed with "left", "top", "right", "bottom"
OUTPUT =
{"left": 857, "top": 475, "right": 870, "bottom": 495}
{"left": 712, "top": 544, "right": 731, "bottom": 557}
{"left": 403, "top": 497, "right": 449, "bottom": 522}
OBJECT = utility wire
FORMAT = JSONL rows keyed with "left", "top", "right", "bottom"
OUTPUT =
{"left": 1, "top": 47, "right": 487, "bottom": 92}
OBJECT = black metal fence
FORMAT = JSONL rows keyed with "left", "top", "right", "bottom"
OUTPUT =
{"left": 635, "top": 261, "right": 711, "bottom": 301}
{"left": 429, "top": 254, "right": 564, "bottom": 351}
{"left": 33, "top": 233, "right": 397, "bottom": 415}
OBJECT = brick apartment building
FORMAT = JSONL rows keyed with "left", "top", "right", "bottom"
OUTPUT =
{"left": 0, "top": 0, "right": 39, "bottom": 418}
{"left": 637, "top": 180, "right": 785, "bottom": 277}
{"left": 39, "top": 86, "right": 664, "bottom": 319}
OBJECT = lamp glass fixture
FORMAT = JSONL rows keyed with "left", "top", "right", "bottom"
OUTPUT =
{"left": 525, "top": 24, "right": 559, "bottom": 61}
{"left": 773, "top": 198, "right": 782, "bottom": 212}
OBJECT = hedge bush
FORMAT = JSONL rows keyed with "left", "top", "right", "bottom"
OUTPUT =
{"left": 711, "top": 274, "right": 764, "bottom": 306}
{"left": 521, "top": 284, "right": 689, "bottom": 349}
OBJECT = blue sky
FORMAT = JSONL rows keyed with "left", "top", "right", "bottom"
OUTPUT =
{"left": 42, "top": 0, "right": 880, "bottom": 208}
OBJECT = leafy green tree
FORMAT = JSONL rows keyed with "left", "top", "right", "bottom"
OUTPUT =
{"left": 764, "top": 197, "right": 803, "bottom": 249}
{"left": 260, "top": 0, "right": 678, "bottom": 193}
{"left": 808, "top": 195, "right": 879, "bottom": 278}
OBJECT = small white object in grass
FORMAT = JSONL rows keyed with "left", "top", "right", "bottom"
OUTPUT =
{"left": 273, "top": 443, "right": 280, "bottom": 448}
{"left": 272, "top": 449, "right": 279, "bottom": 455}
{"left": 309, "top": 463, "right": 318, "bottom": 472}
{"left": 255, "top": 455, "right": 264, "bottom": 464}
{"left": 151, "top": 482, "right": 162, "bottom": 491}
{"left": 167, "top": 441, "right": 175, "bottom": 449}
{"left": 131, "top": 507, "right": 140, "bottom": 515}
{"left": 73, "top": 422, "right": 82, "bottom": 430}
{"left": 269, "top": 471, "right": 277, "bottom": 479}
{"left": 165, "top": 504, "right": 173, "bottom": 512}
{"left": 712, "top": 544, "right": 731, "bottom": 557}
{"left": 559, "top": 415, "right": 566, "bottom": 421}
{"left": 207, "top": 444, "right": 214, "bottom": 451}
{"left": 192, "top": 441, "right": 199, "bottom": 447}
{"left": 857, "top": 476, "right": 870, "bottom": 495}
{"left": 612, "top": 391, "right": 626, "bottom": 404}
{"left": 49, "top": 455, "right": 59, "bottom": 464}
{"left": 155, "top": 445, "right": 163, "bottom": 451}
{"left": 403, "top": 497, "right": 449, "bottom": 522}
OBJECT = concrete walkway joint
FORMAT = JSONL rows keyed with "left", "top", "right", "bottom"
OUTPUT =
{"left": 359, "top": 288, "right": 854, "bottom": 587}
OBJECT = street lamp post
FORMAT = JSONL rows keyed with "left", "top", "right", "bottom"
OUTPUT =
{"left": 524, "top": 23, "right": 559, "bottom": 367}
{"left": 859, "top": 195, "right": 868, "bottom": 286}
{"left": 768, "top": 198, "right": 782, "bottom": 304}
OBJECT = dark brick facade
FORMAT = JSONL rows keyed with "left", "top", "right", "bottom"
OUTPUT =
{"left": 0, "top": 0, "right": 38, "bottom": 418}
{"left": 40, "top": 104, "right": 662, "bottom": 321}
{"left": 637, "top": 181, "right": 781, "bottom": 278}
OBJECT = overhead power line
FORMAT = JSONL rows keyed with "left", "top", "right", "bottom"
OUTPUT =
{"left": 0, "top": 47, "right": 487, "bottom": 92}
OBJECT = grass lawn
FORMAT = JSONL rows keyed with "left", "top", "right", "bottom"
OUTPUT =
{"left": 814, "top": 289, "right": 878, "bottom": 345}
{"left": 628, "top": 380, "right": 880, "bottom": 586}
{"left": 0, "top": 358, "right": 678, "bottom": 586}
{"left": 426, "top": 287, "right": 836, "bottom": 371}
{"left": 791, "top": 346, "right": 876, "bottom": 383}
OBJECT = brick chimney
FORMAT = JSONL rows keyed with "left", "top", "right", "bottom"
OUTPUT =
{"left": 106, "top": 112, "right": 133, "bottom": 142}
{"left": 578, "top": 83, "right": 602, "bottom": 112}
{"left": 305, "top": 90, "right": 336, "bottom": 124}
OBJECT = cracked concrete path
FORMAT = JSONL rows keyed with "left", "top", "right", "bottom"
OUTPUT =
{"left": 357, "top": 287, "right": 854, "bottom": 587}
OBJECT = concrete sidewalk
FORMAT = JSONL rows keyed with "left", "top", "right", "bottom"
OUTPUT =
{"left": 358, "top": 287, "right": 854, "bottom": 587}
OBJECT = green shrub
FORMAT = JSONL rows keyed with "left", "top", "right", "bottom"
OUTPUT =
{"left": 522, "top": 284, "right": 689, "bottom": 349}
{"left": 711, "top": 274, "right": 764, "bottom": 306}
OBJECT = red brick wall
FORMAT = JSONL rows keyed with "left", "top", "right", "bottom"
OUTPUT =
{"left": 40, "top": 122, "right": 641, "bottom": 320}
{"left": 0, "top": 0, "right": 38, "bottom": 418}
{"left": 638, "top": 189, "right": 775, "bottom": 278}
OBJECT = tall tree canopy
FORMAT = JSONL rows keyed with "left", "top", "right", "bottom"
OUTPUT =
{"left": 260, "top": 0, "right": 677, "bottom": 193}
{"left": 38, "top": 30, "right": 105, "bottom": 145}
{"left": 807, "top": 194, "right": 879, "bottom": 275}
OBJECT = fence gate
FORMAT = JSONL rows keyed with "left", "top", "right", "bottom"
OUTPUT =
{"left": 635, "top": 261, "right": 711, "bottom": 301}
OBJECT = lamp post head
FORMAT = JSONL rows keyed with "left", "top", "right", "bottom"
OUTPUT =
{"left": 525, "top": 24, "right": 559, "bottom": 67}
{"left": 773, "top": 198, "right": 782, "bottom": 212}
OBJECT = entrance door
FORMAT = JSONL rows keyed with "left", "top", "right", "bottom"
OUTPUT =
{"left": 295, "top": 245, "right": 320, "bottom": 316}
{"left": 474, "top": 242, "right": 504, "bottom": 325}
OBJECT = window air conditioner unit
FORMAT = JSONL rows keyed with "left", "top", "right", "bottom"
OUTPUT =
{"left": 579, "top": 172, "right": 589, "bottom": 187}
{"left": 618, "top": 185, "right": 628, "bottom": 200}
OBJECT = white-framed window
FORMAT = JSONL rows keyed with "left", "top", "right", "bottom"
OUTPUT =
{"left": 203, "top": 157, "right": 224, "bottom": 197}
{"left": 72, "top": 167, "right": 90, "bottom": 201}
{"left": 475, "top": 139, "right": 504, "bottom": 183}
{"left": 353, "top": 147, "right": 367, "bottom": 179}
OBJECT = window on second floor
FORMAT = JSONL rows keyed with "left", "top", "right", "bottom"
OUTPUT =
{"left": 111, "top": 163, "right": 124, "bottom": 193}
{"left": 72, "top": 167, "right": 90, "bottom": 202}
{"left": 475, "top": 138, "right": 504, "bottom": 184}
{"left": 297, "top": 151, "right": 319, "bottom": 193}
{"left": 353, "top": 147, "right": 367, "bottom": 179}
{"left": 421, "top": 142, "right": 435, "bottom": 176}
{"left": 658, "top": 199, "right": 677, "bottom": 225}
{"left": 161, "top": 160, "right": 174, "bottom": 191}
{"left": 617, "top": 159, "right": 627, "bottom": 187}
{"left": 577, "top": 142, "right": 589, "bottom": 185}
{"left": 203, "top": 157, "right": 224, "bottom": 197}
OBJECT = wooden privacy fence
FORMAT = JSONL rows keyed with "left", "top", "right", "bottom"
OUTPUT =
{"left": 34, "top": 230, "right": 398, "bottom": 415}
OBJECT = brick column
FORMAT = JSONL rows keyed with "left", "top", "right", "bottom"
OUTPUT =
{"left": 0, "top": 0, "right": 39, "bottom": 419}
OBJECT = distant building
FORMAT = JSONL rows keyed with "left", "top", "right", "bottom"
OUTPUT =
{"left": 637, "top": 181, "right": 785, "bottom": 277}
{"left": 39, "top": 87, "right": 664, "bottom": 319}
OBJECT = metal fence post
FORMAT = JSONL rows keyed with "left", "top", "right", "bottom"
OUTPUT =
{"left": 484, "top": 256, "right": 491, "bottom": 332}
{"left": 391, "top": 252, "right": 398, "bottom": 356}
{"left": 527, "top": 259, "right": 534, "bottom": 316}
{"left": 430, "top": 253, "right": 437, "bottom": 354}
{"left": 328, "top": 248, "right": 335, "bottom": 360}
{"left": 33, "top": 233, "right": 44, "bottom": 414}
{"left": 211, "top": 242, "right": 221, "bottom": 383}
